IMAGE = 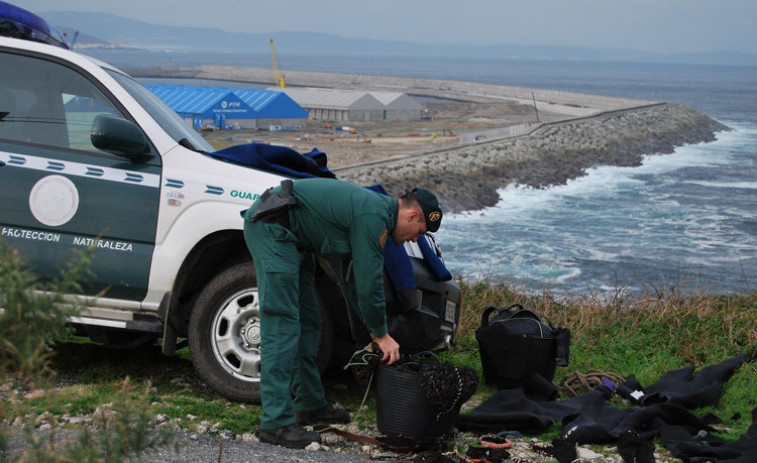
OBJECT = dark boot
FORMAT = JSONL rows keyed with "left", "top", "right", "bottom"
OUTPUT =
{"left": 257, "top": 423, "right": 321, "bottom": 449}
{"left": 617, "top": 429, "right": 641, "bottom": 463}
{"left": 636, "top": 439, "right": 657, "bottom": 463}
{"left": 295, "top": 403, "right": 350, "bottom": 426}
{"left": 532, "top": 438, "right": 577, "bottom": 463}
{"left": 617, "top": 429, "right": 656, "bottom": 463}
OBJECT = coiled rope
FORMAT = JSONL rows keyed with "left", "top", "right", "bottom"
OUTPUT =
{"left": 557, "top": 369, "right": 626, "bottom": 397}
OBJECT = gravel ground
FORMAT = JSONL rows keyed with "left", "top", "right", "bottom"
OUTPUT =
{"left": 3, "top": 425, "right": 384, "bottom": 463}
{"left": 139, "top": 431, "right": 677, "bottom": 463}
{"left": 130, "top": 430, "right": 383, "bottom": 463}
{"left": 4, "top": 419, "right": 680, "bottom": 463}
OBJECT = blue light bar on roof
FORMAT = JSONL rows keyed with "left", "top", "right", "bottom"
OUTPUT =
{"left": 0, "top": 0, "right": 69, "bottom": 49}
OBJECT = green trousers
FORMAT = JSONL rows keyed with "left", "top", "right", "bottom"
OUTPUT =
{"left": 243, "top": 219, "right": 327, "bottom": 430}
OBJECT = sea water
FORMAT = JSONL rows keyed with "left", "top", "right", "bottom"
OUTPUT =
{"left": 440, "top": 123, "right": 757, "bottom": 295}
{"left": 87, "top": 49, "right": 757, "bottom": 295}
{"left": 430, "top": 59, "right": 757, "bottom": 295}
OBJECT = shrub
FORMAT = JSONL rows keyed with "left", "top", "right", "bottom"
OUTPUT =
{"left": 0, "top": 240, "right": 93, "bottom": 381}
{"left": 0, "top": 239, "right": 178, "bottom": 462}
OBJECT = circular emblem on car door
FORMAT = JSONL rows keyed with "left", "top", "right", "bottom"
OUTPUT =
{"left": 29, "top": 175, "right": 80, "bottom": 226}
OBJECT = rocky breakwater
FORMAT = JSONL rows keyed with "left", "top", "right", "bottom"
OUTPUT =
{"left": 337, "top": 103, "right": 730, "bottom": 213}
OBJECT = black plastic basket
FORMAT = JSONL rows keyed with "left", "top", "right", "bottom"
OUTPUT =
{"left": 374, "top": 355, "right": 460, "bottom": 442}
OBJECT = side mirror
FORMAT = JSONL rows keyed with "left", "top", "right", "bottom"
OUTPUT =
{"left": 91, "top": 114, "right": 149, "bottom": 159}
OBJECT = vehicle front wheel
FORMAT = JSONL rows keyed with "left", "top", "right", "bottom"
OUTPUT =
{"left": 188, "top": 262, "right": 263, "bottom": 403}
{"left": 187, "top": 261, "right": 334, "bottom": 404}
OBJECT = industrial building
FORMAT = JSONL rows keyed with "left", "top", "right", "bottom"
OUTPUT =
{"left": 145, "top": 84, "right": 308, "bottom": 130}
{"left": 369, "top": 92, "right": 424, "bottom": 121}
{"left": 275, "top": 88, "right": 423, "bottom": 122}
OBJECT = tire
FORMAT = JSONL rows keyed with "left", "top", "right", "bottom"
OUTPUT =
{"left": 188, "top": 261, "right": 334, "bottom": 404}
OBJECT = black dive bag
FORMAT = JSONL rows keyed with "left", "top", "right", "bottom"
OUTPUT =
{"left": 475, "top": 304, "right": 570, "bottom": 390}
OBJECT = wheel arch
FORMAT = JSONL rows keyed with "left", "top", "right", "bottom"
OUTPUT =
{"left": 166, "top": 230, "right": 350, "bottom": 338}
{"left": 171, "top": 229, "right": 250, "bottom": 337}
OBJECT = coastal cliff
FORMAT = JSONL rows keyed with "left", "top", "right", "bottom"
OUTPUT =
{"left": 336, "top": 103, "right": 730, "bottom": 213}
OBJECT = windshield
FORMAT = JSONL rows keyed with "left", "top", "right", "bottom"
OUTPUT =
{"left": 106, "top": 69, "right": 215, "bottom": 153}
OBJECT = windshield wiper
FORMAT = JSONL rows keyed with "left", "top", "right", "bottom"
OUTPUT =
{"left": 178, "top": 137, "right": 207, "bottom": 153}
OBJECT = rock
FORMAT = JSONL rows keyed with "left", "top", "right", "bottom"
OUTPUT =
{"left": 152, "top": 413, "right": 169, "bottom": 425}
{"left": 195, "top": 421, "right": 211, "bottom": 434}
{"left": 305, "top": 442, "right": 322, "bottom": 451}
{"left": 577, "top": 446, "right": 605, "bottom": 460}
{"left": 24, "top": 389, "right": 46, "bottom": 399}
{"left": 218, "top": 430, "right": 236, "bottom": 440}
{"left": 339, "top": 103, "right": 729, "bottom": 213}
{"left": 321, "top": 432, "right": 343, "bottom": 446}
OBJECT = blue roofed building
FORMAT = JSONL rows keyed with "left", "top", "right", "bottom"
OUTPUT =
{"left": 145, "top": 84, "right": 308, "bottom": 130}
{"left": 232, "top": 89, "right": 308, "bottom": 129}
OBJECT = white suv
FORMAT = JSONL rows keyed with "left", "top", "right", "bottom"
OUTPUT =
{"left": 0, "top": 8, "right": 460, "bottom": 403}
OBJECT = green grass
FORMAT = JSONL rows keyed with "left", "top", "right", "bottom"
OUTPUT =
{"left": 4, "top": 274, "right": 756, "bottom": 448}
{"left": 452, "top": 279, "right": 756, "bottom": 441}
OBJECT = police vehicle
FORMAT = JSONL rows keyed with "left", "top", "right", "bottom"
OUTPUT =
{"left": 0, "top": 2, "right": 461, "bottom": 403}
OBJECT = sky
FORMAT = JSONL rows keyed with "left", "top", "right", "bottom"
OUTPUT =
{"left": 20, "top": 0, "right": 757, "bottom": 55}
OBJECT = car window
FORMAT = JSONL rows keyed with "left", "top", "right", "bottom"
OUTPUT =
{"left": 0, "top": 51, "right": 122, "bottom": 152}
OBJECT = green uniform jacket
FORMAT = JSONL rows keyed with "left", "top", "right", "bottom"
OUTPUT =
{"left": 246, "top": 178, "right": 398, "bottom": 338}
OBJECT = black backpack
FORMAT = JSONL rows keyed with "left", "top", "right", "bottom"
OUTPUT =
{"left": 475, "top": 304, "right": 570, "bottom": 390}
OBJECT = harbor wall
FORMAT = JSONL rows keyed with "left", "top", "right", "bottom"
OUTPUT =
{"left": 336, "top": 103, "right": 730, "bottom": 213}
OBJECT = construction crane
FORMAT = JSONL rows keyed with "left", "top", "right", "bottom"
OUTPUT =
{"left": 269, "top": 38, "right": 285, "bottom": 88}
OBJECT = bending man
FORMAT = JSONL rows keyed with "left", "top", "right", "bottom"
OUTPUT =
{"left": 242, "top": 177, "right": 442, "bottom": 449}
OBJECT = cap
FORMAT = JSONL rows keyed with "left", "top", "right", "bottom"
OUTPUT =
{"left": 411, "top": 187, "right": 443, "bottom": 232}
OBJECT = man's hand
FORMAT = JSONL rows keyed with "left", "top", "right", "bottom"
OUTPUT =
{"left": 371, "top": 333, "right": 400, "bottom": 365}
